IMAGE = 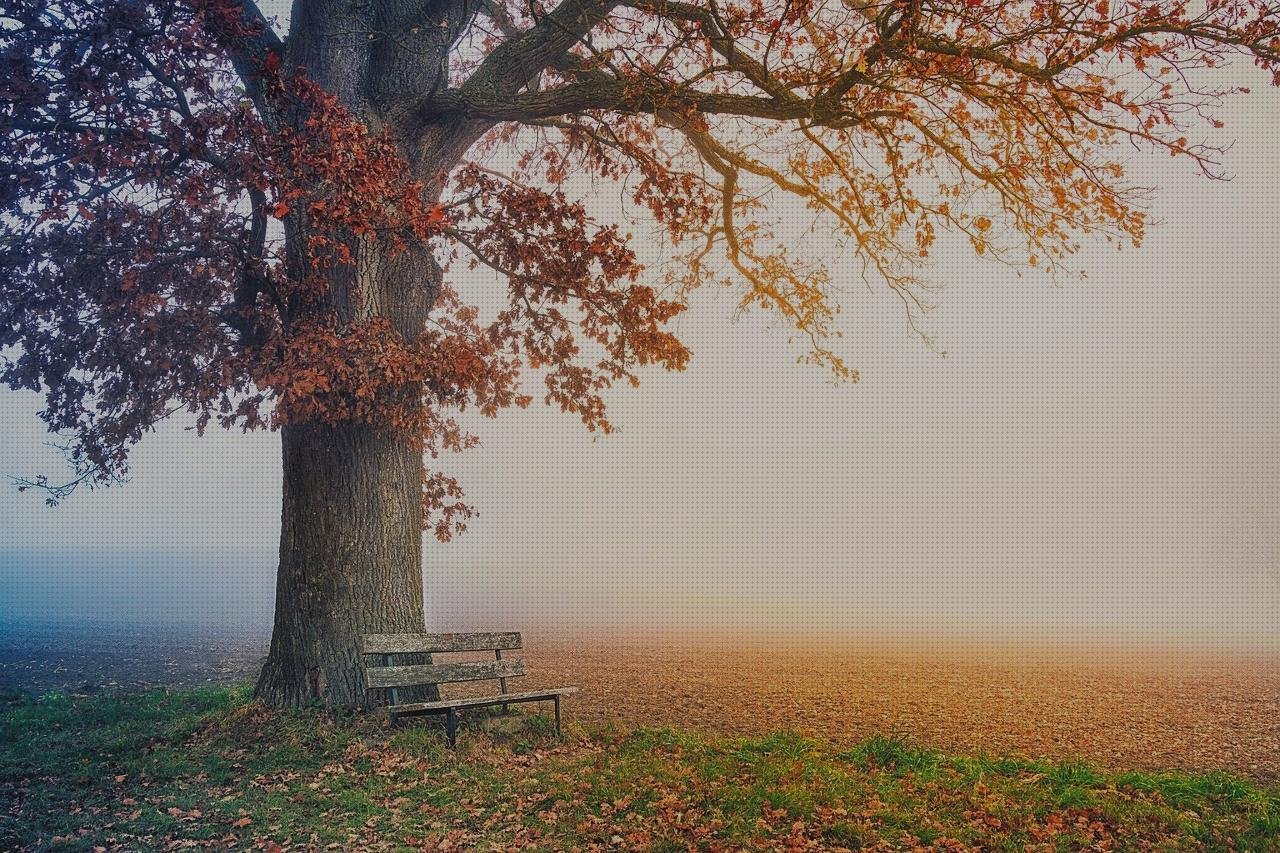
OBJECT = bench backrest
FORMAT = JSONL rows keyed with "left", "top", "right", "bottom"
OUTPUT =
{"left": 360, "top": 632, "right": 525, "bottom": 692}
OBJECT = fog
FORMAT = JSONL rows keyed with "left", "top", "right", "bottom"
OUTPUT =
{"left": 2, "top": 35, "right": 1277, "bottom": 653}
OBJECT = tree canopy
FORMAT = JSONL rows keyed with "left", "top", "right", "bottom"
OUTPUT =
{"left": 4, "top": 0, "right": 1278, "bottom": 536}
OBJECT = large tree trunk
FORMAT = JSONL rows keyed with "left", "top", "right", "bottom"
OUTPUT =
{"left": 255, "top": 420, "right": 428, "bottom": 708}
{"left": 253, "top": 0, "right": 483, "bottom": 709}
{"left": 254, "top": 239, "right": 444, "bottom": 709}
{"left": 254, "top": 229, "right": 445, "bottom": 708}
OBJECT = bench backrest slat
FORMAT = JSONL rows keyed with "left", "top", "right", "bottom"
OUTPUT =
{"left": 361, "top": 632, "right": 521, "bottom": 655}
{"left": 366, "top": 659, "right": 527, "bottom": 689}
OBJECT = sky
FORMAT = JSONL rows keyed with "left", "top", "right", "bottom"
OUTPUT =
{"left": 1, "top": 13, "right": 1277, "bottom": 652}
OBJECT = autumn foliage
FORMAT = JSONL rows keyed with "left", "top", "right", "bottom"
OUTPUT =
{"left": 3, "top": 0, "right": 1279, "bottom": 539}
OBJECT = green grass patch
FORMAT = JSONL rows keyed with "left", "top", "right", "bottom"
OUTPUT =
{"left": 1, "top": 687, "right": 1277, "bottom": 851}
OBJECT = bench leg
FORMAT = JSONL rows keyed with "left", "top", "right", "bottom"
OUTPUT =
{"left": 445, "top": 708, "right": 457, "bottom": 749}
{"left": 497, "top": 649, "right": 510, "bottom": 714}
{"left": 554, "top": 696, "right": 562, "bottom": 739}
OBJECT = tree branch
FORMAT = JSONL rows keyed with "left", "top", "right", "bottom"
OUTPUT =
{"left": 199, "top": 0, "right": 284, "bottom": 125}
{"left": 446, "top": 0, "right": 619, "bottom": 104}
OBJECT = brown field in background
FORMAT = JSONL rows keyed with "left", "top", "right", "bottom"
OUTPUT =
{"left": 514, "top": 636, "right": 1280, "bottom": 782}
{"left": 3, "top": 625, "right": 1278, "bottom": 781}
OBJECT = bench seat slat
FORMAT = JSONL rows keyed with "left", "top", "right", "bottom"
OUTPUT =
{"left": 362, "top": 632, "right": 521, "bottom": 655}
{"left": 366, "top": 659, "right": 526, "bottom": 689}
{"left": 388, "top": 687, "right": 579, "bottom": 715}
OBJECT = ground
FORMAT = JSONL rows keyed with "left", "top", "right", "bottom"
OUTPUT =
{"left": 2, "top": 687, "right": 1278, "bottom": 851}
{"left": 3, "top": 624, "right": 1277, "bottom": 780}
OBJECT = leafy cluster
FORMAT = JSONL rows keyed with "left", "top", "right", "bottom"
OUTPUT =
{"left": 0, "top": 1, "right": 689, "bottom": 534}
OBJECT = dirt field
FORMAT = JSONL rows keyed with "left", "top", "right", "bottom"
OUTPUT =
{"left": 3, "top": 624, "right": 1277, "bottom": 781}
{"left": 524, "top": 637, "right": 1280, "bottom": 782}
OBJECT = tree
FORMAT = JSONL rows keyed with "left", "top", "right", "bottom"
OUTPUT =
{"left": 3, "top": 0, "right": 1277, "bottom": 707}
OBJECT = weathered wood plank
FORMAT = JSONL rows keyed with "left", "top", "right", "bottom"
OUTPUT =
{"left": 360, "top": 632, "right": 522, "bottom": 654}
{"left": 388, "top": 686, "right": 579, "bottom": 715}
{"left": 366, "top": 658, "right": 527, "bottom": 689}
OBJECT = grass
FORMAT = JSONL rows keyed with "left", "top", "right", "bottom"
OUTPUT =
{"left": 1, "top": 688, "right": 1277, "bottom": 851}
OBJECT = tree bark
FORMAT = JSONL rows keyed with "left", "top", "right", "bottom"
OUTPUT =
{"left": 252, "top": 171, "right": 451, "bottom": 708}
{"left": 254, "top": 239, "right": 445, "bottom": 709}
{"left": 253, "top": 1, "right": 476, "bottom": 709}
{"left": 255, "top": 420, "right": 430, "bottom": 708}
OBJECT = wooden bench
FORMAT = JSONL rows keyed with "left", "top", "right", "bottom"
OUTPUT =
{"left": 360, "top": 632, "right": 578, "bottom": 747}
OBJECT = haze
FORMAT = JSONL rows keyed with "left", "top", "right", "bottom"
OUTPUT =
{"left": 1, "top": 23, "right": 1277, "bottom": 654}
